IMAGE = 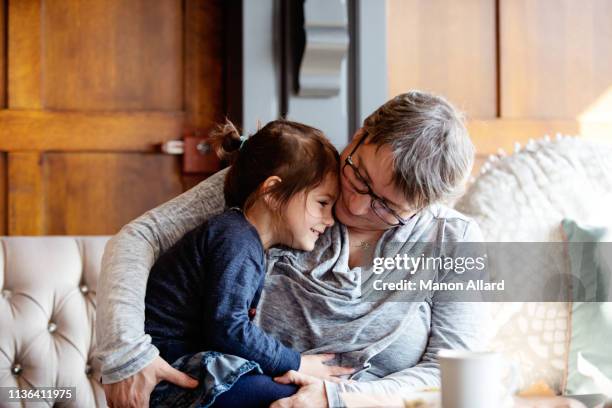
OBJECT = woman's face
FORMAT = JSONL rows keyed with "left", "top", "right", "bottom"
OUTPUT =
{"left": 281, "top": 173, "right": 339, "bottom": 251}
{"left": 334, "top": 129, "right": 414, "bottom": 232}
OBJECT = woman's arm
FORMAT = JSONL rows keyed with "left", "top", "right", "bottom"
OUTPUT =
{"left": 324, "top": 220, "right": 490, "bottom": 407}
{"left": 96, "top": 168, "right": 228, "bottom": 384}
{"left": 323, "top": 301, "right": 489, "bottom": 407}
{"left": 270, "top": 300, "right": 489, "bottom": 408}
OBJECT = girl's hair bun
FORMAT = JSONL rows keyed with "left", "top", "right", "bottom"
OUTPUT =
{"left": 222, "top": 119, "right": 340, "bottom": 211}
{"left": 210, "top": 119, "right": 242, "bottom": 163}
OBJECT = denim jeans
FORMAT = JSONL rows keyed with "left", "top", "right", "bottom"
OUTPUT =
{"left": 150, "top": 351, "right": 263, "bottom": 408}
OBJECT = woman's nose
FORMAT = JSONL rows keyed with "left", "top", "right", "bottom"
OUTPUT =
{"left": 347, "top": 191, "right": 371, "bottom": 216}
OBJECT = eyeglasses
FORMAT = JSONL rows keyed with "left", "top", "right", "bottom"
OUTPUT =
{"left": 342, "top": 131, "right": 414, "bottom": 226}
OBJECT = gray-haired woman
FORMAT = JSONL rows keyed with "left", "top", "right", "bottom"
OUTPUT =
{"left": 97, "top": 91, "right": 487, "bottom": 408}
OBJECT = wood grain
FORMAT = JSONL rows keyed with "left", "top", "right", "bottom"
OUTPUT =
{"left": 0, "top": 153, "right": 6, "bottom": 235}
{"left": 0, "top": 111, "right": 185, "bottom": 151}
{"left": 0, "top": 0, "right": 6, "bottom": 108}
{"left": 469, "top": 116, "right": 612, "bottom": 176}
{"left": 40, "top": 0, "right": 183, "bottom": 110}
{"left": 185, "top": 0, "right": 225, "bottom": 128}
{"left": 43, "top": 153, "right": 183, "bottom": 235}
{"left": 387, "top": 0, "right": 497, "bottom": 119}
{"left": 2, "top": 0, "right": 223, "bottom": 235}
{"left": 468, "top": 119, "right": 581, "bottom": 154}
{"left": 8, "top": 152, "right": 45, "bottom": 235}
{"left": 8, "top": 1, "right": 42, "bottom": 108}
{"left": 500, "top": 0, "right": 612, "bottom": 119}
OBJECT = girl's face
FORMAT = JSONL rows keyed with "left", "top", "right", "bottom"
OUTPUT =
{"left": 280, "top": 173, "right": 339, "bottom": 251}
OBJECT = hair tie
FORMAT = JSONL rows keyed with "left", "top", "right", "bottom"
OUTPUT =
{"left": 239, "top": 135, "right": 248, "bottom": 150}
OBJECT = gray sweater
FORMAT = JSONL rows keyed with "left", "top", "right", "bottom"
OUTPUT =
{"left": 96, "top": 168, "right": 487, "bottom": 407}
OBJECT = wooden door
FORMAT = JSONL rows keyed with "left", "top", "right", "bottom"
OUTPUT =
{"left": 0, "top": 0, "right": 225, "bottom": 235}
{"left": 387, "top": 0, "right": 612, "bottom": 174}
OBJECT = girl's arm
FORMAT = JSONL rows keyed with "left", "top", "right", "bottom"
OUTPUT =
{"left": 96, "top": 168, "right": 228, "bottom": 384}
{"left": 203, "top": 228, "right": 301, "bottom": 376}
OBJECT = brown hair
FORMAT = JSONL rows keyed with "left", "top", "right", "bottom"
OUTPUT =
{"left": 362, "top": 91, "right": 474, "bottom": 210}
{"left": 210, "top": 119, "right": 339, "bottom": 211}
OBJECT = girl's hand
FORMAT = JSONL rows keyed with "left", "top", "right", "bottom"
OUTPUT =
{"left": 298, "top": 353, "right": 355, "bottom": 381}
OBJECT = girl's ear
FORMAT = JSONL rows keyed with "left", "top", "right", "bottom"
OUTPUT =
{"left": 261, "top": 176, "right": 282, "bottom": 209}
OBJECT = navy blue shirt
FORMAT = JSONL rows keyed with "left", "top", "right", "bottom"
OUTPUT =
{"left": 144, "top": 209, "right": 301, "bottom": 376}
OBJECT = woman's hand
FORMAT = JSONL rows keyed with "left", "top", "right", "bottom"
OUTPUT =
{"left": 102, "top": 355, "right": 198, "bottom": 408}
{"left": 299, "top": 354, "right": 354, "bottom": 381}
{"left": 271, "top": 370, "right": 328, "bottom": 408}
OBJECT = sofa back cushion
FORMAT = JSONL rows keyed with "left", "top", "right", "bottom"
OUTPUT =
{"left": 0, "top": 236, "right": 109, "bottom": 407}
{"left": 455, "top": 137, "right": 612, "bottom": 393}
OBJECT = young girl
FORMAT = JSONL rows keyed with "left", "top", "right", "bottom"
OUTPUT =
{"left": 145, "top": 119, "right": 349, "bottom": 407}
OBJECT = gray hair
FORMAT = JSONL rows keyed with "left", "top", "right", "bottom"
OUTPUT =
{"left": 363, "top": 90, "right": 474, "bottom": 210}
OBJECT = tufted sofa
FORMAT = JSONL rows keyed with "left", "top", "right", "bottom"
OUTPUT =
{"left": 0, "top": 237, "right": 109, "bottom": 407}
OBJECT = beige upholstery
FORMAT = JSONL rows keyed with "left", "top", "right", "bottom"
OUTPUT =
{"left": 0, "top": 236, "right": 109, "bottom": 407}
{"left": 455, "top": 137, "right": 612, "bottom": 393}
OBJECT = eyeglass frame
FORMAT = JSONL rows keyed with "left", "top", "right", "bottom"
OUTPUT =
{"left": 343, "top": 131, "right": 414, "bottom": 226}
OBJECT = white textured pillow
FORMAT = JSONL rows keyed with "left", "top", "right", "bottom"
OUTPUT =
{"left": 454, "top": 136, "right": 612, "bottom": 393}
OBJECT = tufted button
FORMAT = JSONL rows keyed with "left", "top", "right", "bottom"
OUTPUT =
{"left": 85, "top": 364, "right": 93, "bottom": 376}
{"left": 12, "top": 364, "right": 22, "bottom": 375}
{"left": 2, "top": 289, "right": 11, "bottom": 299}
{"left": 80, "top": 285, "right": 89, "bottom": 294}
{"left": 48, "top": 322, "right": 57, "bottom": 333}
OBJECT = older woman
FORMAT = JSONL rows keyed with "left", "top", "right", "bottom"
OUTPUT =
{"left": 96, "top": 91, "right": 486, "bottom": 408}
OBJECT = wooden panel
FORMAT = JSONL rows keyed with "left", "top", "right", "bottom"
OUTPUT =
{"left": 8, "top": 1, "right": 42, "bottom": 108}
{"left": 8, "top": 152, "right": 44, "bottom": 235}
{"left": 0, "top": 0, "right": 6, "bottom": 108}
{"left": 387, "top": 0, "right": 497, "bottom": 118}
{"left": 43, "top": 153, "right": 183, "bottom": 235}
{"left": 501, "top": 0, "right": 612, "bottom": 119}
{"left": 40, "top": 0, "right": 182, "bottom": 110}
{"left": 468, "top": 119, "right": 580, "bottom": 154}
{"left": 470, "top": 121, "right": 612, "bottom": 178}
{"left": 4, "top": 0, "right": 226, "bottom": 236}
{"left": 185, "top": 0, "right": 225, "bottom": 128}
{"left": 469, "top": 118, "right": 612, "bottom": 154}
{"left": 0, "top": 153, "right": 6, "bottom": 235}
{"left": 0, "top": 111, "right": 184, "bottom": 151}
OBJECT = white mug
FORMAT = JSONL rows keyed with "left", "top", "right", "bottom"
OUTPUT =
{"left": 438, "top": 350, "right": 517, "bottom": 408}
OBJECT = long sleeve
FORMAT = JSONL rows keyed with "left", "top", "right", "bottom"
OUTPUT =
{"left": 96, "top": 168, "right": 228, "bottom": 384}
{"left": 202, "top": 228, "right": 301, "bottom": 376}
{"left": 324, "top": 301, "right": 490, "bottom": 407}
{"left": 324, "top": 220, "right": 490, "bottom": 407}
